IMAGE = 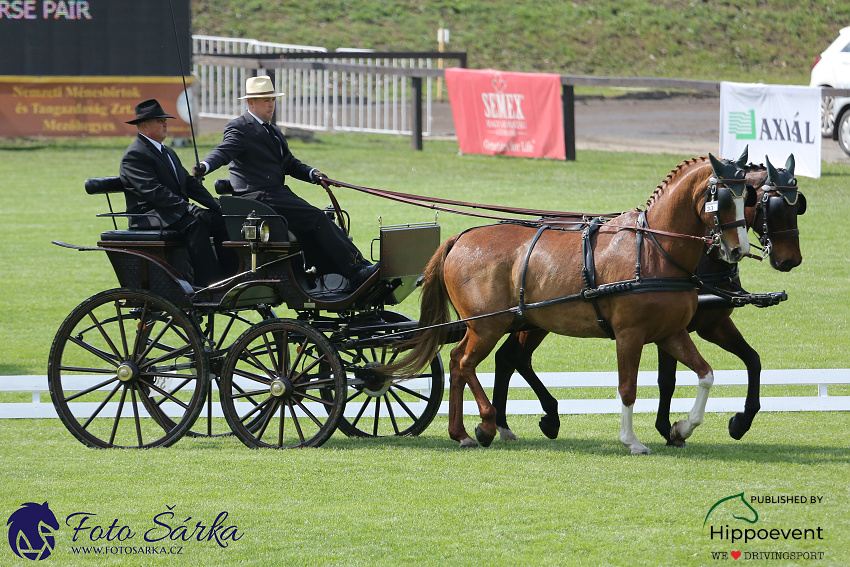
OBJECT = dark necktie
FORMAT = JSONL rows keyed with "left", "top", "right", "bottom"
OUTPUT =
{"left": 263, "top": 123, "right": 283, "bottom": 157}
{"left": 159, "top": 145, "right": 177, "bottom": 178}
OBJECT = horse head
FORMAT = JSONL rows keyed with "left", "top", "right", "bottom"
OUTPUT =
{"left": 707, "top": 153, "right": 751, "bottom": 263}
{"left": 752, "top": 154, "right": 805, "bottom": 271}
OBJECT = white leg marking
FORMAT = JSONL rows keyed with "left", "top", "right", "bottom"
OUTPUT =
{"left": 459, "top": 437, "right": 479, "bottom": 448}
{"left": 619, "top": 403, "right": 651, "bottom": 455}
{"left": 674, "top": 370, "right": 715, "bottom": 440}
{"left": 497, "top": 426, "right": 518, "bottom": 441}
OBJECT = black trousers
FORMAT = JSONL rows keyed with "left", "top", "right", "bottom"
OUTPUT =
{"left": 242, "top": 188, "right": 367, "bottom": 277}
{"left": 169, "top": 210, "right": 236, "bottom": 286}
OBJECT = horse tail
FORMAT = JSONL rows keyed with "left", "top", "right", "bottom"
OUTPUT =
{"left": 382, "top": 235, "right": 458, "bottom": 377}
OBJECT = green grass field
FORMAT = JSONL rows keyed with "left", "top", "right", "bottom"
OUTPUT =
{"left": 1, "top": 134, "right": 848, "bottom": 565}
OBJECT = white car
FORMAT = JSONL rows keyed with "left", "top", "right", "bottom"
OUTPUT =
{"left": 810, "top": 26, "right": 850, "bottom": 137}
{"left": 833, "top": 95, "right": 850, "bottom": 156}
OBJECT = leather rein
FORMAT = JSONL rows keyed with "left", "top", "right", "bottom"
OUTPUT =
{"left": 321, "top": 177, "right": 718, "bottom": 245}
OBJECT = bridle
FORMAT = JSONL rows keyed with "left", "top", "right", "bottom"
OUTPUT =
{"left": 703, "top": 170, "right": 749, "bottom": 255}
{"left": 753, "top": 177, "right": 803, "bottom": 259}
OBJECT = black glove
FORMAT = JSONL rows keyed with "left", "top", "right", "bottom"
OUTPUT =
{"left": 192, "top": 163, "right": 207, "bottom": 180}
{"left": 187, "top": 203, "right": 212, "bottom": 224}
{"left": 312, "top": 170, "right": 328, "bottom": 184}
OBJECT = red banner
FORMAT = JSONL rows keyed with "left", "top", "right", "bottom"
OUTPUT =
{"left": 445, "top": 68, "right": 565, "bottom": 160}
{"left": 0, "top": 76, "right": 195, "bottom": 137}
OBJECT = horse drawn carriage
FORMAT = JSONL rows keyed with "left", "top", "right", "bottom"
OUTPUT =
{"left": 48, "top": 177, "right": 447, "bottom": 449}
{"left": 48, "top": 148, "right": 804, "bottom": 454}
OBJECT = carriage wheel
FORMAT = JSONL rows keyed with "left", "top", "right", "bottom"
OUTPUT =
{"left": 47, "top": 289, "right": 208, "bottom": 448}
{"left": 334, "top": 312, "right": 445, "bottom": 438}
{"left": 219, "top": 319, "right": 345, "bottom": 448}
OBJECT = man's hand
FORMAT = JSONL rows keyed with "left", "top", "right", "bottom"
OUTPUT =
{"left": 192, "top": 163, "right": 207, "bottom": 180}
{"left": 312, "top": 170, "right": 328, "bottom": 184}
{"left": 187, "top": 203, "right": 212, "bottom": 224}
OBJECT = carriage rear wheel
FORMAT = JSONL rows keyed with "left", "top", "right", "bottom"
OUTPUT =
{"left": 187, "top": 308, "right": 275, "bottom": 438}
{"left": 333, "top": 311, "right": 445, "bottom": 438}
{"left": 219, "top": 319, "right": 346, "bottom": 448}
{"left": 47, "top": 289, "right": 208, "bottom": 448}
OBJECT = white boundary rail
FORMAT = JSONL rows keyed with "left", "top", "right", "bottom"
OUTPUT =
{"left": 2, "top": 369, "right": 846, "bottom": 419}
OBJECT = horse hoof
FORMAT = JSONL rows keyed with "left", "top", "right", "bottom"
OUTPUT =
{"left": 459, "top": 437, "right": 479, "bottom": 449}
{"left": 669, "top": 420, "right": 689, "bottom": 445}
{"left": 538, "top": 415, "right": 560, "bottom": 439}
{"left": 497, "top": 426, "right": 518, "bottom": 441}
{"left": 474, "top": 425, "right": 495, "bottom": 448}
{"left": 630, "top": 444, "right": 652, "bottom": 455}
{"left": 728, "top": 413, "right": 750, "bottom": 440}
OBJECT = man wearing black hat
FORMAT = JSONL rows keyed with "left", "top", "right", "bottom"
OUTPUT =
{"left": 120, "top": 98, "right": 234, "bottom": 286}
{"left": 193, "top": 76, "right": 378, "bottom": 291}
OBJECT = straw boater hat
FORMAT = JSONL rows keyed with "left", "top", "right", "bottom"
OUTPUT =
{"left": 239, "top": 76, "right": 285, "bottom": 99}
{"left": 126, "top": 99, "right": 175, "bottom": 124}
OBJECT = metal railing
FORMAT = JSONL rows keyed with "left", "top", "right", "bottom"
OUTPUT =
{"left": 192, "top": 36, "right": 463, "bottom": 137}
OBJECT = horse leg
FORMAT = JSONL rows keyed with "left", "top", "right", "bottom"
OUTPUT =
{"left": 616, "top": 334, "right": 651, "bottom": 455}
{"left": 657, "top": 330, "right": 714, "bottom": 445}
{"left": 493, "top": 329, "right": 558, "bottom": 440}
{"left": 696, "top": 319, "right": 761, "bottom": 440}
{"left": 448, "top": 330, "right": 500, "bottom": 448}
{"left": 493, "top": 334, "right": 519, "bottom": 441}
{"left": 655, "top": 347, "right": 681, "bottom": 446}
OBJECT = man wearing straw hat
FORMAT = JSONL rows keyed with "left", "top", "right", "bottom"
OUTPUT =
{"left": 194, "top": 75, "right": 378, "bottom": 291}
{"left": 120, "top": 98, "right": 235, "bottom": 286}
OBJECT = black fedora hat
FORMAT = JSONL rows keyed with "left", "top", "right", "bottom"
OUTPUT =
{"left": 126, "top": 99, "right": 176, "bottom": 125}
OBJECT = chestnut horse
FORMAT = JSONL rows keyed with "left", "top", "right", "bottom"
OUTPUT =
{"left": 389, "top": 155, "right": 750, "bottom": 454}
{"left": 491, "top": 155, "right": 804, "bottom": 446}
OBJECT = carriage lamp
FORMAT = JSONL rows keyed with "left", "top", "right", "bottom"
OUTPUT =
{"left": 241, "top": 212, "right": 269, "bottom": 272}
{"left": 241, "top": 212, "right": 269, "bottom": 243}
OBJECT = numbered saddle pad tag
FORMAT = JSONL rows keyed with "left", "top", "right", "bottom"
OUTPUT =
{"left": 705, "top": 200, "right": 719, "bottom": 213}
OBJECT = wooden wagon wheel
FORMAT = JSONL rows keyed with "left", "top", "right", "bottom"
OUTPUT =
{"left": 218, "top": 319, "right": 346, "bottom": 448}
{"left": 331, "top": 311, "right": 445, "bottom": 438}
{"left": 47, "top": 288, "right": 208, "bottom": 448}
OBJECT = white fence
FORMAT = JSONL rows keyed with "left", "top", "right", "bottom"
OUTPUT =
{"left": 2, "top": 369, "right": 847, "bottom": 419}
{"left": 192, "top": 35, "right": 440, "bottom": 136}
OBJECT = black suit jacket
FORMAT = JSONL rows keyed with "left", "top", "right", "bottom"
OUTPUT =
{"left": 201, "top": 112, "right": 314, "bottom": 193}
{"left": 119, "top": 134, "right": 219, "bottom": 229}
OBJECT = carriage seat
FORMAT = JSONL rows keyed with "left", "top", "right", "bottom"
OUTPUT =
{"left": 85, "top": 177, "right": 185, "bottom": 243}
{"left": 214, "top": 179, "right": 296, "bottom": 243}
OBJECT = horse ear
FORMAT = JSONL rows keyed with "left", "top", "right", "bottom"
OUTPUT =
{"left": 709, "top": 153, "right": 724, "bottom": 176}
{"left": 765, "top": 155, "right": 779, "bottom": 185}
{"left": 785, "top": 154, "right": 795, "bottom": 176}
{"left": 735, "top": 145, "right": 748, "bottom": 167}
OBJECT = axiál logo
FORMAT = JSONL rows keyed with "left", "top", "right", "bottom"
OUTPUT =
{"left": 6, "top": 502, "right": 60, "bottom": 561}
{"left": 728, "top": 110, "right": 756, "bottom": 140}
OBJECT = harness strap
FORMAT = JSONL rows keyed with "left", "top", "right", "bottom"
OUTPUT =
{"left": 579, "top": 218, "right": 615, "bottom": 339}
{"left": 639, "top": 211, "right": 702, "bottom": 283}
{"left": 516, "top": 225, "right": 550, "bottom": 323}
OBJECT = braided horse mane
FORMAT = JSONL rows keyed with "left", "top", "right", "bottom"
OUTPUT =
{"left": 643, "top": 155, "right": 710, "bottom": 211}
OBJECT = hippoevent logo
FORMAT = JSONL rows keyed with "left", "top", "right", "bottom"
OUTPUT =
{"left": 704, "top": 491, "right": 826, "bottom": 561}
{"left": 7, "top": 502, "right": 60, "bottom": 561}
{"left": 5, "top": 502, "right": 244, "bottom": 560}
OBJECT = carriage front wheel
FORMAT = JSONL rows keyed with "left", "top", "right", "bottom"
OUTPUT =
{"left": 219, "top": 319, "right": 346, "bottom": 448}
{"left": 47, "top": 288, "right": 209, "bottom": 448}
